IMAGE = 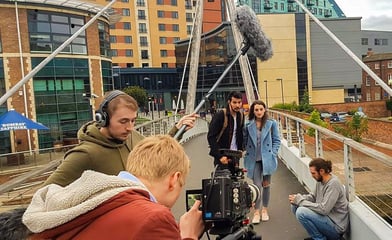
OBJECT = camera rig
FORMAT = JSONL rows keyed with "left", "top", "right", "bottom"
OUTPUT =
{"left": 200, "top": 149, "right": 261, "bottom": 239}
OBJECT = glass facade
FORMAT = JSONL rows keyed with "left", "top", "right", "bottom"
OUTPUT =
{"left": 28, "top": 10, "right": 87, "bottom": 54}
{"left": 0, "top": 58, "right": 11, "bottom": 154}
{"left": 295, "top": 14, "right": 309, "bottom": 100}
{"left": 98, "top": 21, "right": 111, "bottom": 57}
{"left": 175, "top": 23, "right": 257, "bottom": 109}
{"left": 32, "top": 58, "right": 92, "bottom": 149}
{"left": 102, "top": 60, "right": 114, "bottom": 92}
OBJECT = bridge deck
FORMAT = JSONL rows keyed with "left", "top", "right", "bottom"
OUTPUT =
{"left": 172, "top": 133, "right": 309, "bottom": 239}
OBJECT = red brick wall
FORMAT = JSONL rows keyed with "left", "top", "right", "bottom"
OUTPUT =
{"left": 276, "top": 110, "right": 392, "bottom": 145}
{"left": 313, "top": 101, "right": 390, "bottom": 118}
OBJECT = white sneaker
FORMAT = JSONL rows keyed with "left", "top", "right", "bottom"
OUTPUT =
{"left": 261, "top": 209, "right": 269, "bottom": 221}
{"left": 252, "top": 213, "right": 260, "bottom": 224}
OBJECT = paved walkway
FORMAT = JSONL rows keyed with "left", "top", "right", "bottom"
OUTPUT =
{"left": 172, "top": 133, "right": 309, "bottom": 240}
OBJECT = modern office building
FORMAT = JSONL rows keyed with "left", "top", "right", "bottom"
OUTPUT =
{"left": 237, "top": 0, "right": 345, "bottom": 18}
{"left": 175, "top": 13, "right": 362, "bottom": 108}
{"left": 361, "top": 30, "right": 392, "bottom": 57}
{"left": 0, "top": 0, "right": 116, "bottom": 153}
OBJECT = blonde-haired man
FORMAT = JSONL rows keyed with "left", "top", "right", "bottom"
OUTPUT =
{"left": 23, "top": 135, "right": 204, "bottom": 240}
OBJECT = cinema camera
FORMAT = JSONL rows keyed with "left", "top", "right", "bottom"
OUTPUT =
{"left": 186, "top": 149, "right": 262, "bottom": 240}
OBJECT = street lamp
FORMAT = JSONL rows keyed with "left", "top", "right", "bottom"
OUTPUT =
{"left": 276, "top": 78, "right": 284, "bottom": 104}
{"left": 144, "top": 77, "right": 154, "bottom": 120}
{"left": 264, "top": 80, "right": 268, "bottom": 107}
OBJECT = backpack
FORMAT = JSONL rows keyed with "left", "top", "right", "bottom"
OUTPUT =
{"left": 216, "top": 108, "right": 244, "bottom": 142}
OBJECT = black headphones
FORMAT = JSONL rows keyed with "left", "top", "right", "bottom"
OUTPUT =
{"left": 95, "top": 90, "right": 126, "bottom": 127}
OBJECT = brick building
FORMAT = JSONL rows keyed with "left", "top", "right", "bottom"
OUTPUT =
{"left": 0, "top": 0, "right": 115, "bottom": 153}
{"left": 362, "top": 52, "right": 392, "bottom": 101}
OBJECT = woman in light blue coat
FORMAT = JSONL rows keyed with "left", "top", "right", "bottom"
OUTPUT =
{"left": 243, "top": 100, "right": 281, "bottom": 224}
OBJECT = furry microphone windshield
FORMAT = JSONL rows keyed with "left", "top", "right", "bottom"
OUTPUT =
{"left": 234, "top": 5, "right": 273, "bottom": 61}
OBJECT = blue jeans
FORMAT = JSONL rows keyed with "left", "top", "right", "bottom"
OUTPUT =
{"left": 291, "top": 205, "right": 341, "bottom": 240}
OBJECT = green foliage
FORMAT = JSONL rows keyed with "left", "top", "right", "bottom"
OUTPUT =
{"left": 272, "top": 102, "right": 299, "bottom": 111}
{"left": 122, "top": 86, "right": 148, "bottom": 108}
{"left": 299, "top": 87, "right": 314, "bottom": 113}
{"left": 333, "top": 114, "right": 368, "bottom": 142}
{"left": 386, "top": 99, "right": 392, "bottom": 115}
{"left": 306, "top": 110, "right": 327, "bottom": 137}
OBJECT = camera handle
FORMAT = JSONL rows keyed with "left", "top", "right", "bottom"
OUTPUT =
{"left": 220, "top": 225, "right": 261, "bottom": 240}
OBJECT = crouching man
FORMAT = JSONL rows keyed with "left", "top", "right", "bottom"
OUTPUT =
{"left": 289, "top": 158, "right": 349, "bottom": 240}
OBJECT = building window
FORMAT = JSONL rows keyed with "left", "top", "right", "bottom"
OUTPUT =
{"left": 280, "top": 3, "right": 284, "bottom": 11}
{"left": 141, "top": 50, "right": 149, "bottom": 59}
{"left": 388, "top": 73, "right": 392, "bottom": 81}
{"left": 173, "top": 37, "right": 180, "bottom": 42}
{"left": 138, "top": 10, "right": 146, "bottom": 20}
{"left": 388, "top": 61, "right": 392, "bottom": 68}
{"left": 127, "top": 63, "right": 134, "bottom": 68}
{"left": 33, "top": 58, "right": 93, "bottom": 149}
{"left": 125, "top": 49, "right": 133, "bottom": 57}
{"left": 159, "top": 24, "right": 166, "bottom": 31}
{"left": 98, "top": 21, "right": 110, "bottom": 57}
{"left": 157, "top": 10, "right": 164, "bottom": 18}
{"left": 172, "top": 24, "right": 179, "bottom": 32}
{"left": 172, "top": 11, "right": 178, "bottom": 19}
{"left": 110, "top": 36, "right": 117, "bottom": 43}
{"left": 161, "top": 63, "right": 168, "bottom": 68}
{"left": 122, "top": 9, "right": 130, "bottom": 16}
{"left": 139, "top": 23, "right": 147, "bottom": 33}
{"left": 157, "top": 0, "right": 163, "bottom": 5}
{"left": 122, "top": 0, "right": 129, "bottom": 2}
{"left": 124, "top": 36, "right": 132, "bottom": 43}
{"left": 111, "top": 49, "right": 118, "bottom": 56}
{"left": 366, "top": 92, "right": 371, "bottom": 101}
{"left": 187, "top": 25, "right": 192, "bottom": 35}
{"left": 140, "top": 36, "right": 148, "bottom": 46}
{"left": 361, "top": 38, "right": 368, "bottom": 45}
{"left": 28, "top": 11, "right": 87, "bottom": 54}
{"left": 375, "top": 63, "right": 380, "bottom": 69}
{"left": 159, "top": 37, "right": 167, "bottom": 44}
{"left": 123, "top": 22, "right": 131, "bottom": 30}
{"left": 185, "top": 0, "right": 192, "bottom": 9}
{"left": 160, "top": 50, "right": 168, "bottom": 57}
{"left": 365, "top": 76, "right": 371, "bottom": 86}
{"left": 186, "top": 13, "right": 193, "bottom": 22}
{"left": 136, "top": 0, "right": 145, "bottom": 6}
{"left": 375, "top": 38, "right": 388, "bottom": 45}
{"left": 171, "top": 0, "right": 177, "bottom": 6}
{"left": 142, "top": 63, "right": 149, "bottom": 68}
{"left": 375, "top": 92, "right": 381, "bottom": 100}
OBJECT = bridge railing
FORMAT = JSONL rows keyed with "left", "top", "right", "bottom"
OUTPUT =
{"left": 0, "top": 116, "right": 208, "bottom": 208}
{"left": 269, "top": 109, "right": 392, "bottom": 239}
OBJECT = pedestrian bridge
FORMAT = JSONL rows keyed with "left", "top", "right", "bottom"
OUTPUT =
{"left": 0, "top": 110, "right": 391, "bottom": 239}
{"left": 170, "top": 109, "right": 392, "bottom": 240}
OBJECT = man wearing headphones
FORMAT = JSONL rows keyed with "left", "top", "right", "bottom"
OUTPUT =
{"left": 44, "top": 90, "right": 198, "bottom": 187}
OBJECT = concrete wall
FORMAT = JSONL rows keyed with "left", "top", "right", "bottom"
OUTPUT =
{"left": 310, "top": 18, "right": 362, "bottom": 90}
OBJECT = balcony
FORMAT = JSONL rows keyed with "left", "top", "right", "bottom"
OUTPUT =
{"left": 264, "top": 3, "right": 273, "bottom": 10}
{"left": 288, "top": 4, "right": 296, "bottom": 12}
{"left": 324, "top": 10, "right": 332, "bottom": 17}
{"left": 307, "top": 0, "right": 314, "bottom": 6}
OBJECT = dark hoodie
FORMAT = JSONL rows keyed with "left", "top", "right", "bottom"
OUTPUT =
{"left": 44, "top": 121, "right": 145, "bottom": 187}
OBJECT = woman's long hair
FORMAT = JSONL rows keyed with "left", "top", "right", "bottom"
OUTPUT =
{"left": 248, "top": 100, "right": 269, "bottom": 127}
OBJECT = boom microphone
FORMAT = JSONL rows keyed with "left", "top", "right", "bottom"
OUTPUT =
{"left": 235, "top": 5, "right": 273, "bottom": 61}
{"left": 173, "top": 5, "right": 273, "bottom": 140}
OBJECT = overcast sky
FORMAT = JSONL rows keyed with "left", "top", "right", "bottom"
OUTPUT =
{"left": 334, "top": 0, "right": 392, "bottom": 31}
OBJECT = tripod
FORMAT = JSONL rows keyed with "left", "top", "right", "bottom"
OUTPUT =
{"left": 218, "top": 225, "right": 261, "bottom": 240}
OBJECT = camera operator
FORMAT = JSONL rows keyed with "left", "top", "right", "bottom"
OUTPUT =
{"left": 207, "top": 91, "right": 245, "bottom": 169}
{"left": 22, "top": 135, "right": 204, "bottom": 239}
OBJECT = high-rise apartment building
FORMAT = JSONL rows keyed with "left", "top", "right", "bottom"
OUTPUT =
{"left": 96, "top": 0, "right": 224, "bottom": 68}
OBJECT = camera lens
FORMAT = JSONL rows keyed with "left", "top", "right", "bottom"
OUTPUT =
{"left": 247, "top": 183, "right": 261, "bottom": 203}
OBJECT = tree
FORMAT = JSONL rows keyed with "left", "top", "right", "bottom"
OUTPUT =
{"left": 122, "top": 86, "right": 148, "bottom": 108}
{"left": 299, "top": 86, "right": 313, "bottom": 113}
{"left": 333, "top": 114, "right": 368, "bottom": 142}
{"left": 306, "top": 109, "right": 327, "bottom": 137}
{"left": 386, "top": 99, "right": 392, "bottom": 116}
